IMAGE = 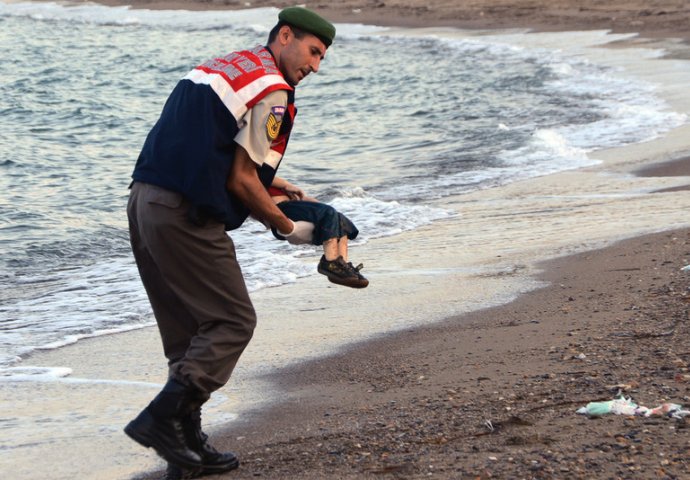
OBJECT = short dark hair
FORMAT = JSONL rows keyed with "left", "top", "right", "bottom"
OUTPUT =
{"left": 267, "top": 21, "right": 307, "bottom": 44}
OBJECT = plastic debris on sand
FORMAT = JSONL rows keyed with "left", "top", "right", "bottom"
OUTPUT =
{"left": 577, "top": 396, "right": 690, "bottom": 419}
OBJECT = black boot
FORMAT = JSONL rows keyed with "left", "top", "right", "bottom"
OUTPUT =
{"left": 124, "top": 379, "right": 205, "bottom": 469}
{"left": 165, "top": 407, "right": 239, "bottom": 479}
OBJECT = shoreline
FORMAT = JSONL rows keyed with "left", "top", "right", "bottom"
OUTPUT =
{"left": 3, "top": 2, "right": 690, "bottom": 479}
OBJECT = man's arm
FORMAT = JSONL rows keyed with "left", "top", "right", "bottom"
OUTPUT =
{"left": 227, "top": 145, "right": 294, "bottom": 234}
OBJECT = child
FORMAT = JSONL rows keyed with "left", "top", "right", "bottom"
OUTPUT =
{"left": 268, "top": 176, "right": 368, "bottom": 288}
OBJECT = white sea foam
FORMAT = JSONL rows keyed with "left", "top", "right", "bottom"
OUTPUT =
{"left": 329, "top": 190, "right": 456, "bottom": 238}
{"left": 0, "top": 366, "right": 72, "bottom": 381}
{"left": 0, "top": 366, "right": 165, "bottom": 388}
{"left": 541, "top": 55, "right": 687, "bottom": 149}
{"left": 446, "top": 32, "right": 687, "bottom": 158}
{"left": 499, "top": 129, "right": 595, "bottom": 171}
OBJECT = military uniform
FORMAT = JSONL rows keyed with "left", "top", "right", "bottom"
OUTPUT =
{"left": 128, "top": 45, "right": 295, "bottom": 393}
{"left": 124, "top": 6, "right": 336, "bottom": 475}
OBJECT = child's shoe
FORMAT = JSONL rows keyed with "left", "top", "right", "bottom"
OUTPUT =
{"left": 317, "top": 255, "right": 369, "bottom": 289}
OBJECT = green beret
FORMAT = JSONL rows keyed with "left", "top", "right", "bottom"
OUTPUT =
{"left": 279, "top": 6, "right": 336, "bottom": 47}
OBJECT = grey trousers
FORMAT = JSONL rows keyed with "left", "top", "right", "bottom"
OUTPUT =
{"left": 127, "top": 182, "right": 256, "bottom": 394}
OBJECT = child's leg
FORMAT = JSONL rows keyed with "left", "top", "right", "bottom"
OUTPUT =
{"left": 323, "top": 238, "right": 339, "bottom": 261}
{"left": 337, "top": 236, "right": 348, "bottom": 262}
{"left": 323, "top": 236, "right": 349, "bottom": 262}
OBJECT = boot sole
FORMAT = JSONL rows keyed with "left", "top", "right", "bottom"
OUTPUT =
{"left": 166, "top": 457, "right": 239, "bottom": 480}
{"left": 124, "top": 420, "right": 203, "bottom": 470}
{"left": 200, "top": 458, "right": 240, "bottom": 474}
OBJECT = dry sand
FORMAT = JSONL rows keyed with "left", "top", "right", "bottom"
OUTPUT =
{"left": 48, "top": 1, "right": 690, "bottom": 478}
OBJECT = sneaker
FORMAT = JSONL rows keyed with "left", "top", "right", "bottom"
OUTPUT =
{"left": 317, "top": 255, "right": 369, "bottom": 288}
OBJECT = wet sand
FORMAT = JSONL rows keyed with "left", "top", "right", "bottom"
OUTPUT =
{"left": 8, "top": 1, "right": 690, "bottom": 479}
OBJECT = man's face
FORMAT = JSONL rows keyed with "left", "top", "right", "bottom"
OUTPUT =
{"left": 278, "top": 28, "right": 326, "bottom": 86}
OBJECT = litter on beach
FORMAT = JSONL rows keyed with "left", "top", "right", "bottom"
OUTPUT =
{"left": 577, "top": 396, "right": 690, "bottom": 419}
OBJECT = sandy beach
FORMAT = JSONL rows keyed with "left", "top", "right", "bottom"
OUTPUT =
{"left": 184, "top": 228, "right": 690, "bottom": 480}
{"left": 5, "top": 1, "right": 690, "bottom": 479}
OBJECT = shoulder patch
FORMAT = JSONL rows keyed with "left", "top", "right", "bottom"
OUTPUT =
{"left": 266, "top": 105, "right": 286, "bottom": 140}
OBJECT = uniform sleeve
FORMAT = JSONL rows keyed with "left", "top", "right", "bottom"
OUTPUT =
{"left": 234, "top": 89, "right": 289, "bottom": 166}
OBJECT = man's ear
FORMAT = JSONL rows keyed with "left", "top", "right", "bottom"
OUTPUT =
{"left": 278, "top": 25, "right": 293, "bottom": 46}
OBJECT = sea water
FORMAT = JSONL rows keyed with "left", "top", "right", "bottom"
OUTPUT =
{"left": 1, "top": 1, "right": 684, "bottom": 376}
{"left": 0, "top": 1, "right": 688, "bottom": 478}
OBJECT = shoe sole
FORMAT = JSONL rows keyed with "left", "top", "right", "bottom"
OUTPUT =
{"left": 317, "top": 266, "right": 369, "bottom": 288}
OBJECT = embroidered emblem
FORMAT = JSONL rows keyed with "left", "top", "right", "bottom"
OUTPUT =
{"left": 266, "top": 105, "right": 286, "bottom": 140}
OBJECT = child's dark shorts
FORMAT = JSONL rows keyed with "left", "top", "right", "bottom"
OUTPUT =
{"left": 272, "top": 200, "right": 359, "bottom": 246}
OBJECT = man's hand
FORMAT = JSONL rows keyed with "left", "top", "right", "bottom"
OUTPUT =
{"left": 282, "top": 181, "right": 305, "bottom": 200}
{"left": 279, "top": 220, "right": 314, "bottom": 245}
